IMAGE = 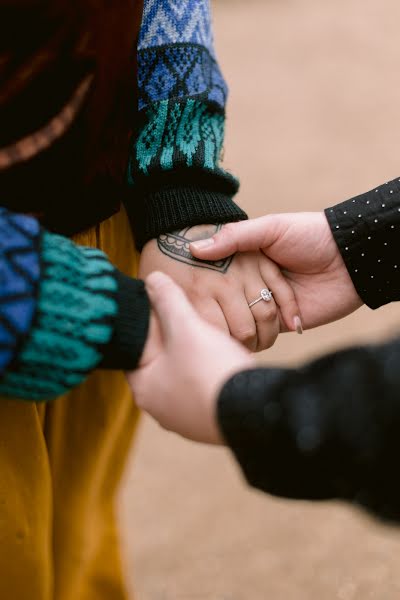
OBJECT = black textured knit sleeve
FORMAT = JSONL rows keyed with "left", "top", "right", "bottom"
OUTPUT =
{"left": 325, "top": 177, "right": 400, "bottom": 309}
{"left": 217, "top": 338, "right": 400, "bottom": 521}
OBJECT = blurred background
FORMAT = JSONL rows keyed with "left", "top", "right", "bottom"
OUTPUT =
{"left": 120, "top": 1, "right": 400, "bottom": 598}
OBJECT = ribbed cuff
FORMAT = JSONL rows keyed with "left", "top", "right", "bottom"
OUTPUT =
{"left": 127, "top": 186, "right": 247, "bottom": 250}
{"left": 101, "top": 271, "right": 150, "bottom": 370}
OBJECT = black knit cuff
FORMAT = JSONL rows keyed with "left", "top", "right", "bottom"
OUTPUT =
{"left": 101, "top": 270, "right": 150, "bottom": 370}
{"left": 325, "top": 177, "right": 400, "bottom": 309}
{"left": 125, "top": 166, "right": 247, "bottom": 250}
{"left": 129, "top": 187, "right": 247, "bottom": 250}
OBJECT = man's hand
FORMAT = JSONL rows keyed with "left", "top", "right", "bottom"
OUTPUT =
{"left": 190, "top": 213, "right": 363, "bottom": 330}
{"left": 129, "top": 272, "right": 255, "bottom": 444}
{"left": 139, "top": 224, "right": 301, "bottom": 352}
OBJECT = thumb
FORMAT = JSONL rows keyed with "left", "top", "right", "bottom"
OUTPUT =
{"left": 145, "top": 271, "right": 199, "bottom": 340}
{"left": 189, "top": 217, "right": 279, "bottom": 259}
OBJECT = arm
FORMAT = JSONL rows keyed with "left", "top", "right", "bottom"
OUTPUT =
{"left": 191, "top": 176, "right": 400, "bottom": 329}
{"left": 218, "top": 338, "right": 400, "bottom": 521}
{"left": 0, "top": 208, "right": 150, "bottom": 401}
{"left": 124, "top": 0, "right": 300, "bottom": 350}
{"left": 130, "top": 272, "right": 400, "bottom": 522}
{"left": 125, "top": 0, "right": 247, "bottom": 249}
{"left": 325, "top": 176, "right": 400, "bottom": 308}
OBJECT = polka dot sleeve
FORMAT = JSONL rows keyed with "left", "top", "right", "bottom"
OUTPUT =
{"left": 325, "top": 177, "right": 400, "bottom": 309}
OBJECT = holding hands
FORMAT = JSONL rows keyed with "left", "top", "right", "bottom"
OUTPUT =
{"left": 139, "top": 223, "right": 302, "bottom": 353}
{"left": 190, "top": 212, "right": 363, "bottom": 330}
{"left": 130, "top": 271, "right": 254, "bottom": 444}
{"left": 132, "top": 211, "right": 364, "bottom": 443}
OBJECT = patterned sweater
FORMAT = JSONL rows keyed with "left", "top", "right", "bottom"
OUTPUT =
{"left": 128, "top": 0, "right": 245, "bottom": 248}
{"left": 0, "top": 0, "right": 246, "bottom": 401}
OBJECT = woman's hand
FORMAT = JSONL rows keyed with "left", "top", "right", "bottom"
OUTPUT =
{"left": 190, "top": 213, "right": 363, "bottom": 330}
{"left": 129, "top": 272, "right": 255, "bottom": 444}
{"left": 139, "top": 224, "right": 301, "bottom": 353}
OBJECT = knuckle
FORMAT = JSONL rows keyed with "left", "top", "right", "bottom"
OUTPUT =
{"left": 188, "top": 268, "right": 202, "bottom": 286}
{"left": 257, "top": 303, "right": 278, "bottom": 322}
{"left": 221, "top": 222, "right": 235, "bottom": 237}
{"left": 220, "top": 223, "right": 237, "bottom": 247}
{"left": 222, "top": 272, "right": 237, "bottom": 288}
{"left": 235, "top": 326, "right": 257, "bottom": 344}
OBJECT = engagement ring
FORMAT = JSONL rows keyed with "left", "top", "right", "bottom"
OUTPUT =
{"left": 248, "top": 288, "right": 273, "bottom": 308}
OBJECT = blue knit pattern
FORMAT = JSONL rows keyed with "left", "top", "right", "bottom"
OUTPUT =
{"left": 0, "top": 232, "right": 118, "bottom": 401}
{"left": 137, "top": 0, "right": 226, "bottom": 110}
{"left": 138, "top": 0, "right": 214, "bottom": 53}
{"left": 0, "top": 209, "right": 40, "bottom": 376}
{"left": 130, "top": 0, "right": 230, "bottom": 189}
{"left": 138, "top": 43, "right": 226, "bottom": 110}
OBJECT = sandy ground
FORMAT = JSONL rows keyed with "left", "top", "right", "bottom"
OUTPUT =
{"left": 119, "top": 1, "right": 400, "bottom": 598}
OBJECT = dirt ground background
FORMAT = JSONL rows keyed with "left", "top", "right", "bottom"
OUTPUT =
{"left": 119, "top": 1, "right": 400, "bottom": 598}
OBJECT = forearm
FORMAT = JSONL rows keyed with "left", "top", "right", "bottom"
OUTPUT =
{"left": 326, "top": 176, "right": 400, "bottom": 308}
{"left": 218, "top": 337, "right": 400, "bottom": 520}
{"left": 0, "top": 209, "right": 150, "bottom": 401}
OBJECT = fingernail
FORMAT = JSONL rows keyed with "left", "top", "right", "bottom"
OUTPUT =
{"left": 190, "top": 238, "right": 214, "bottom": 251}
{"left": 294, "top": 316, "right": 303, "bottom": 335}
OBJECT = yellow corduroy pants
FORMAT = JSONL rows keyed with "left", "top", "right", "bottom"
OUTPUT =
{"left": 0, "top": 207, "right": 140, "bottom": 600}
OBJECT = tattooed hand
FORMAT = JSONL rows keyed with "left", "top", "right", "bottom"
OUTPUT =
{"left": 157, "top": 225, "right": 233, "bottom": 273}
{"left": 139, "top": 223, "right": 301, "bottom": 352}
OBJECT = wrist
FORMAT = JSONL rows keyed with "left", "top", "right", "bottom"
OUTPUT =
{"left": 101, "top": 271, "right": 151, "bottom": 370}
{"left": 126, "top": 181, "right": 247, "bottom": 251}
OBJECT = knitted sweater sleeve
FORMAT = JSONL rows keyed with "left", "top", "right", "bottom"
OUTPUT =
{"left": 125, "top": 0, "right": 247, "bottom": 250}
{"left": 0, "top": 208, "right": 150, "bottom": 401}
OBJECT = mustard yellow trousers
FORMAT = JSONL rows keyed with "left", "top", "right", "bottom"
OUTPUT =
{"left": 0, "top": 207, "right": 140, "bottom": 599}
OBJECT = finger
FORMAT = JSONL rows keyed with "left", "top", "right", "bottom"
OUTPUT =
{"left": 145, "top": 271, "right": 199, "bottom": 340}
{"left": 189, "top": 216, "right": 279, "bottom": 260}
{"left": 245, "top": 279, "right": 280, "bottom": 351}
{"left": 254, "top": 314, "right": 280, "bottom": 352}
{"left": 193, "top": 297, "right": 230, "bottom": 335}
{"left": 217, "top": 290, "right": 257, "bottom": 351}
{"left": 258, "top": 257, "right": 303, "bottom": 333}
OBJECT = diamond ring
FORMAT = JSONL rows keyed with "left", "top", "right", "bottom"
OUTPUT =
{"left": 248, "top": 288, "right": 273, "bottom": 308}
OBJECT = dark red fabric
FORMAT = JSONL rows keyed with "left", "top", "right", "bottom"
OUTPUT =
{"left": 0, "top": 1, "right": 144, "bottom": 236}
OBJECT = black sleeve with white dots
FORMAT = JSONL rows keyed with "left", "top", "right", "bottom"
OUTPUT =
{"left": 216, "top": 178, "right": 400, "bottom": 520}
{"left": 325, "top": 177, "right": 400, "bottom": 308}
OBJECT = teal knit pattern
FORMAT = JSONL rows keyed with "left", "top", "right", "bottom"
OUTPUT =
{"left": 128, "top": 98, "right": 227, "bottom": 181}
{"left": 125, "top": 1, "right": 247, "bottom": 250}
{"left": 0, "top": 232, "right": 118, "bottom": 401}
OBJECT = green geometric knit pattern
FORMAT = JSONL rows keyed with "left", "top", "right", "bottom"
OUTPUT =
{"left": 128, "top": 98, "right": 226, "bottom": 181}
{"left": 0, "top": 232, "right": 118, "bottom": 401}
